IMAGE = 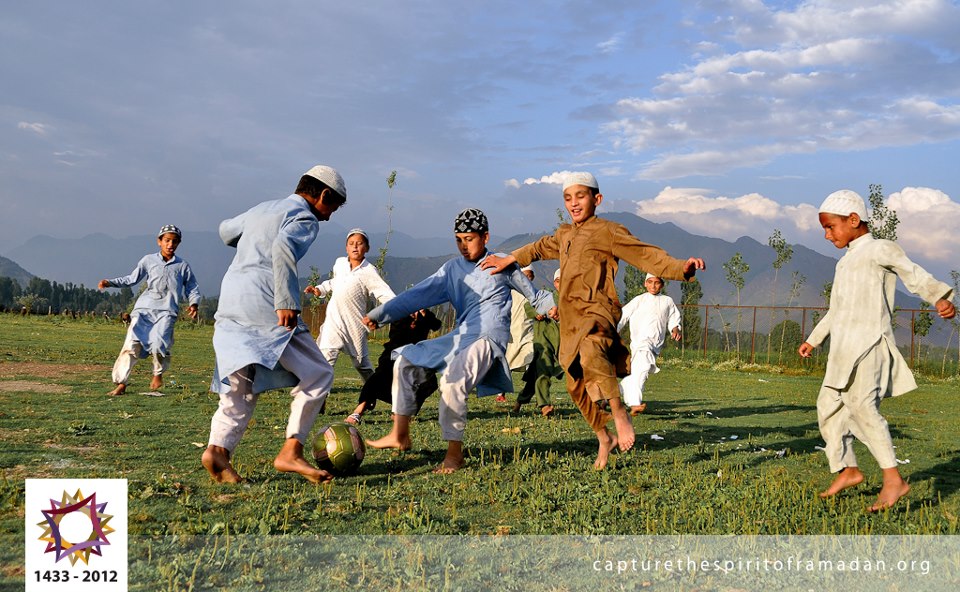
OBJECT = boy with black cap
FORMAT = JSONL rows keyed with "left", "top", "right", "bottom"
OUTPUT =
{"left": 98, "top": 224, "right": 200, "bottom": 396}
{"left": 202, "top": 165, "right": 347, "bottom": 484}
{"left": 363, "top": 208, "right": 557, "bottom": 473}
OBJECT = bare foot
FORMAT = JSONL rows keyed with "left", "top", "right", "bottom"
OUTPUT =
{"left": 819, "top": 467, "right": 865, "bottom": 498}
{"left": 870, "top": 471, "right": 911, "bottom": 512}
{"left": 366, "top": 434, "right": 412, "bottom": 450}
{"left": 107, "top": 384, "right": 126, "bottom": 396}
{"left": 433, "top": 455, "right": 465, "bottom": 474}
{"left": 611, "top": 404, "right": 635, "bottom": 452}
{"left": 150, "top": 375, "right": 163, "bottom": 391}
{"left": 630, "top": 403, "right": 647, "bottom": 416}
{"left": 594, "top": 429, "right": 619, "bottom": 470}
{"left": 273, "top": 438, "right": 333, "bottom": 484}
{"left": 202, "top": 445, "right": 242, "bottom": 484}
{"left": 541, "top": 405, "right": 554, "bottom": 417}
{"left": 511, "top": 402, "right": 522, "bottom": 413}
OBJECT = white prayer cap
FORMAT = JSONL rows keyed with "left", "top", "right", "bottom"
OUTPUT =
{"left": 346, "top": 228, "right": 368, "bottom": 240}
{"left": 303, "top": 165, "right": 347, "bottom": 201}
{"left": 553, "top": 269, "right": 561, "bottom": 281}
{"left": 819, "top": 190, "right": 867, "bottom": 219}
{"left": 645, "top": 274, "right": 662, "bottom": 282}
{"left": 520, "top": 265, "right": 533, "bottom": 272}
{"left": 562, "top": 172, "right": 599, "bottom": 191}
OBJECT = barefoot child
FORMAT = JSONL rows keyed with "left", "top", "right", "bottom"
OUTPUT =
{"left": 202, "top": 165, "right": 347, "bottom": 484}
{"left": 304, "top": 228, "right": 395, "bottom": 383}
{"left": 363, "top": 208, "right": 557, "bottom": 473}
{"left": 482, "top": 172, "right": 704, "bottom": 469}
{"left": 98, "top": 225, "right": 200, "bottom": 396}
{"left": 513, "top": 268, "right": 563, "bottom": 416}
{"left": 798, "top": 189, "right": 955, "bottom": 511}
{"left": 617, "top": 274, "right": 681, "bottom": 416}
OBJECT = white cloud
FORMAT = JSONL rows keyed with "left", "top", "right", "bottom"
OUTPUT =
{"left": 18, "top": 122, "right": 51, "bottom": 136}
{"left": 504, "top": 170, "right": 585, "bottom": 188}
{"left": 597, "top": 32, "right": 624, "bottom": 54}
{"left": 887, "top": 186, "right": 960, "bottom": 263}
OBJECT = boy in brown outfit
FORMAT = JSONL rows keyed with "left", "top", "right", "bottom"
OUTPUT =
{"left": 483, "top": 172, "right": 704, "bottom": 468}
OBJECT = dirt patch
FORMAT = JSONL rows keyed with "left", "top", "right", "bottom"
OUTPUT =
{"left": 0, "top": 380, "right": 71, "bottom": 394}
{"left": 0, "top": 361, "right": 106, "bottom": 379}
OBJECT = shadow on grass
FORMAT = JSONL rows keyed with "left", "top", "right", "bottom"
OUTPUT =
{"left": 906, "top": 451, "right": 960, "bottom": 502}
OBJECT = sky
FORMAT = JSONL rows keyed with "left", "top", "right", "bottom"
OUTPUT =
{"left": 3, "top": 0, "right": 960, "bottom": 281}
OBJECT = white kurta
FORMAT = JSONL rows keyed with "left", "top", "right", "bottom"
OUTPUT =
{"left": 617, "top": 292, "right": 681, "bottom": 406}
{"left": 314, "top": 257, "right": 395, "bottom": 373}
{"left": 504, "top": 290, "right": 534, "bottom": 371}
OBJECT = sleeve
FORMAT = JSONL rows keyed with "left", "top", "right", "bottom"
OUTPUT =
{"left": 511, "top": 233, "right": 561, "bottom": 267}
{"left": 878, "top": 240, "right": 954, "bottom": 304}
{"left": 611, "top": 226, "right": 688, "bottom": 281}
{"left": 806, "top": 308, "right": 832, "bottom": 347}
{"left": 667, "top": 297, "right": 681, "bottom": 331}
{"left": 507, "top": 263, "right": 555, "bottom": 315}
{"left": 364, "top": 267, "right": 396, "bottom": 305}
{"left": 218, "top": 212, "right": 247, "bottom": 248}
{"left": 368, "top": 265, "right": 450, "bottom": 325}
{"left": 273, "top": 213, "right": 318, "bottom": 311}
{"left": 618, "top": 295, "right": 640, "bottom": 333}
{"left": 107, "top": 257, "right": 148, "bottom": 288}
{"left": 182, "top": 264, "right": 201, "bottom": 306}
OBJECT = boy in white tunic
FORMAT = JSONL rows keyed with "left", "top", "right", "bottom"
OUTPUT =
{"left": 304, "top": 228, "right": 395, "bottom": 382}
{"left": 799, "top": 189, "right": 955, "bottom": 511}
{"left": 617, "top": 274, "right": 681, "bottom": 416}
{"left": 202, "top": 165, "right": 346, "bottom": 485}
{"left": 98, "top": 225, "right": 200, "bottom": 396}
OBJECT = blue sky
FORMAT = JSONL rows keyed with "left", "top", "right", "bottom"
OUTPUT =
{"left": 3, "top": 0, "right": 960, "bottom": 280}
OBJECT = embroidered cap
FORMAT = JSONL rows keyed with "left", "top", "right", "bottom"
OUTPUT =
{"left": 562, "top": 172, "right": 599, "bottom": 191}
{"left": 158, "top": 224, "right": 182, "bottom": 239}
{"left": 454, "top": 208, "right": 489, "bottom": 234}
{"left": 303, "top": 165, "right": 347, "bottom": 202}
{"left": 819, "top": 190, "right": 867, "bottom": 219}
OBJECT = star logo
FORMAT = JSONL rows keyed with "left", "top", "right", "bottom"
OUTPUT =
{"left": 36, "top": 489, "right": 115, "bottom": 565}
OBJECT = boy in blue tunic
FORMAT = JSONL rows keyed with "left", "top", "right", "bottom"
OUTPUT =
{"left": 99, "top": 225, "right": 200, "bottom": 396}
{"left": 201, "top": 165, "right": 346, "bottom": 484}
{"left": 363, "top": 209, "right": 557, "bottom": 473}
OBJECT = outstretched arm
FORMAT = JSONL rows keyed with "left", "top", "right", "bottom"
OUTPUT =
{"left": 682, "top": 257, "right": 706, "bottom": 279}
{"left": 936, "top": 298, "right": 956, "bottom": 319}
{"left": 481, "top": 253, "right": 517, "bottom": 275}
{"left": 798, "top": 342, "right": 815, "bottom": 358}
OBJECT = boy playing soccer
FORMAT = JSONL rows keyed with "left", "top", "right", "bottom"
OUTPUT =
{"left": 799, "top": 189, "right": 955, "bottom": 511}
{"left": 202, "top": 165, "right": 347, "bottom": 484}
{"left": 363, "top": 208, "right": 557, "bottom": 473}
{"left": 483, "top": 172, "right": 704, "bottom": 469}
{"left": 98, "top": 225, "right": 200, "bottom": 396}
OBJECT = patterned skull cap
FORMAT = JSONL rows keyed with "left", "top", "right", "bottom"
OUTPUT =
{"left": 819, "top": 190, "right": 867, "bottom": 219}
{"left": 158, "top": 224, "right": 182, "bottom": 239}
{"left": 454, "top": 208, "right": 489, "bottom": 234}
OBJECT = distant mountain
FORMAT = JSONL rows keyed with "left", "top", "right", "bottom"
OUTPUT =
{"left": 0, "top": 255, "right": 34, "bottom": 285}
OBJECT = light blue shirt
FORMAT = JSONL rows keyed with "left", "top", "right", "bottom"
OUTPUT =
{"left": 211, "top": 194, "right": 320, "bottom": 395}
{"left": 108, "top": 252, "right": 200, "bottom": 357}
{"left": 367, "top": 251, "right": 555, "bottom": 396}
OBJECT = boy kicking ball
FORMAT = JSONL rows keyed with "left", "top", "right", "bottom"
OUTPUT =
{"left": 799, "top": 189, "right": 955, "bottom": 511}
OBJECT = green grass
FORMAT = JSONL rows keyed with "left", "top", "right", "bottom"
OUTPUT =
{"left": 2, "top": 314, "right": 960, "bottom": 589}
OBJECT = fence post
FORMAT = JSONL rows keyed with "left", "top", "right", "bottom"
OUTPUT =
{"left": 750, "top": 306, "right": 757, "bottom": 363}
{"left": 702, "top": 304, "right": 709, "bottom": 358}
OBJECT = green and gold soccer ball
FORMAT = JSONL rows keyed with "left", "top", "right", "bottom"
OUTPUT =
{"left": 312, "top": 423, "right": 365, "bottom": 474}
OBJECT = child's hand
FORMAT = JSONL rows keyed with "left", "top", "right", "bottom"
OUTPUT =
{"left": 936, "top": 298, "right": 956, "bottom": 319}
{"left": 547, "top": 306, "right": 559, "bottom": 321}
{"left": 187, "top": 304, "right": 199, "bottom": 319}
{"left": 276, "top": 309, "right": 298, "bottom": 330}
{"left": 98, "top": 279, "right": 110, "bottom": 290}
{"left": 798, "top": 342, "right": 814, "bottom": 358}
{"left": 682, "top": 258, "right": 706, "bottom": 278}
{"left": 671, "top": 327, "right": 681, "bottom": 342}
{"left": 362, "top": 316, "right": 378, "bottom": 330}
{"left": 480, "top": 254, "right": 516, "bottom": 275}
{"left": 304, "top": 285, "right": 319, "bottom": 296}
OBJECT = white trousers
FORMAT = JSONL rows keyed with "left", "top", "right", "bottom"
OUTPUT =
{"left": 208, "top": 331, "right": 334, "bottom": 452}
{"left": 817, "top": 343, "right": 897, "bottom": 473}
{"left": 393, "top": 338, "right": 496, "bottom": 442}
{"left": 619, "top": 347, "right": 658, "bottom": 407}
{"left": 319, "top": 345, "right": 374, "bottom": 383}
{"left": 112, "top": 332, "right": 169, "bottom": 385}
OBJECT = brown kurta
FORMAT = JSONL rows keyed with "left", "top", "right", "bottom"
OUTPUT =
{"left": 512, "top": 215, "right": 691, "bottom": 429}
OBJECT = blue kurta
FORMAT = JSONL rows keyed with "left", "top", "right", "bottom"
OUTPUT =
{"left": 211, "top": 194, "right": 320, "bottom": 395}
{"left": 108, "top": 252, "right": 200, "bottom": 357}
{"left": 366, "top": 251, "right": 555, "bottom": 396}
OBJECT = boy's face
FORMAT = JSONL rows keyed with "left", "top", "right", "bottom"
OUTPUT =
{"left": 455, "top": 231, "right": 489, "bottom": 262}
{"left": 644, "top": 276, "right": 663, "bottom": 295}
{"left": 308, "top": 189, "right": 343, "bottom": 221}
{"left": 819, "top": 212, "right": 866, "bottom": 249}
{"left": 563, "top": 184, "right": 602, "bottom": 224}
{"left": 157, "top": 233, "right": 181, "bottom": 259}
{"left": 345, "top": 234, "right": 369, "bottom": 263}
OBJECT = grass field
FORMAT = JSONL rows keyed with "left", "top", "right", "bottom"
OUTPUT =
{"left": 2, "top": 314, "right": 959, "bottom": 589}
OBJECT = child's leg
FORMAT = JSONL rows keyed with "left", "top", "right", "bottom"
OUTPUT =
{"left": 367, "top": 356, "right": 422, "bottom": 450}
{"left": 566, "top": 370, "right": 618, "bottom": 469}
{"left": 109, "top": 333, "right": 142, "bottom": 395}
{"left": 580, "top": 331, "right": 635, "bottom": 453}
{"left": 872, "top": 467, "right": 910, "bottom": 512}
{"left": 816, "top": 384, "right": 863, "bottom": 496}
{"left": 275, "top": 332, "right": 335, "bottom": 483}
{"left": 435, "top": 441, "right": 465, "bottom": 474}
{"left": 149, "top": 351, "right": 169, "bottom": 391}
{"left": 434, "top": 339, "right": 496, "bottom": 472}
{"left": 204, "top": 366, "right": 258, "bottom": 483}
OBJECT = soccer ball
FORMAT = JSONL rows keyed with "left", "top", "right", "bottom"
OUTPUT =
{"left": 312, "top": 423, "right": 365, "bottom": 474}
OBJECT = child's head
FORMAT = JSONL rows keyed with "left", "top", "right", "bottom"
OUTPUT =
{"left": 562, "top": 172, "right": 602, "bottom": 224}
{"left": 156, "top": 224, "right": 182, "bottom": 260}
{"left": 453, "top": 208, "right": 490, "bottom": 262}
{"left": 298, "top": 165, "right": 347, "bottom": 221}
{"left": 521, "top": 265, "right": 534, "bottom": 282}
{"left": 345, "top": 228, "right": 370, "bottom": 264}
{"left": 553, "top": 268, "right": 561, "bottom": 291}
{"left": 644, "top": 274, "right": 664, "bottom": 295}
{"left": 818, "top": 190, "right": 870, "bottom": 249}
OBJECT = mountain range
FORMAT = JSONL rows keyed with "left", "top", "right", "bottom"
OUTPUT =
{"left": 1, "top": 212, "right": 926, "bottom": 309}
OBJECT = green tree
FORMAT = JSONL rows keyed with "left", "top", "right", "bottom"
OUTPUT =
{"left": 913, "top": 301, "right": 934, "bottom": 367}
{"left": 777, "top": 272, "right": 806, "bottom": 363}
{"left": 867, "top": 184, "right": 899, "bottom": 241}
{"left": 622, "top": 265, "right": 646, "bottom": 302}
{"left": 771, "top": 319, "right": 803, "bottom": 357}
{"left": 722, "top": 252, "right": 749, "bottom": 357}
{"left": 680, "top": 279, "right": 703, "bottom": 351}
{"left": 766, "top": 229, "right": 793, "bottom": 362}
{"left": 375, "top": 170, "right": 398, "bottom": 277}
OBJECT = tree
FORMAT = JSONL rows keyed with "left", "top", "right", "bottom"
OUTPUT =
{"left": 771, "top": 319, "right": 803, "bottom": 356}
{"left": 680, "top": 279, "right": 703, "bottom": 351}
{"left": 867, "top": 184, "right": 899, "bottom": 241}
{"left": 777, "top": 271, "right": 806, "bottom": 363}
{"left": 622, "top": 265, "right": 646, "bottom": 302}
{"left": 766, "top": 229, "right": 793, "bottom": 362}
{"left": 722, "top": 252, "right": 749, "bottom": 357}
{"left": 945, "top": 270, "right": 960, "bottom": 375}
{"left": 913, "top": 302, "right": 934, "bottom": 367}
{"left": 374, "top": 170, "right": 398, "bottom": 277}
